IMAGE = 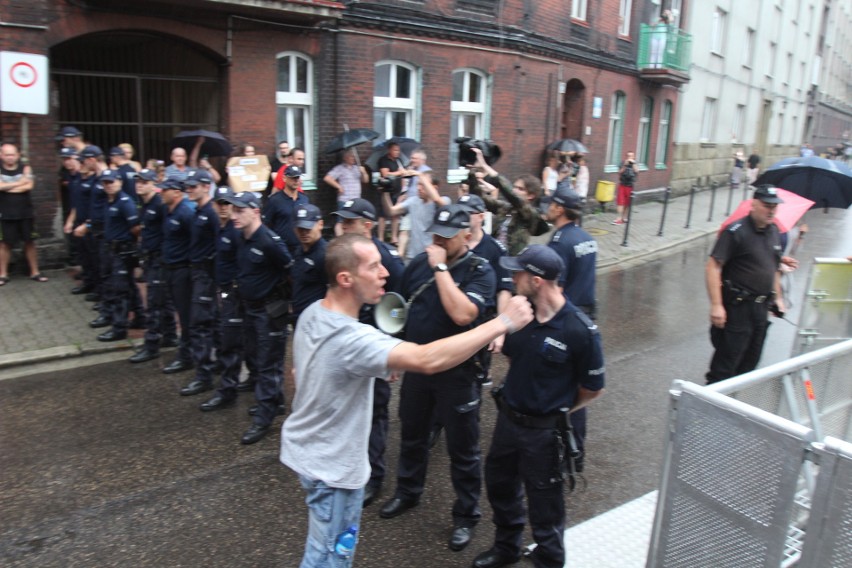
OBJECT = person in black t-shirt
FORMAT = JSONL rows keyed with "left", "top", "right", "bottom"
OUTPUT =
{"left": 0, "top": 143, "right": 47, "bottom": 284}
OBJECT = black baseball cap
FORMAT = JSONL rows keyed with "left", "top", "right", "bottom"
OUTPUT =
{"left": 500, "top": 245, "right": 564, "bottom": 281}
{"left": 55, "top": 126, "right": 82, "bottom": 140}
{"left": 295, "top": 204, "right": 323, "bottom": 229}
{"left": 427, "top": 204, "right": 471, "bottom": 238}
{"left": 59, "top": 147, "right": 79, "bottom": 160}
{"left": 285, "top": 165, "right": 303, "bottom": 178}
{"left": 213, "top": 186, "right": 234, "bottom": 202}
{"left": 109, "top": 146, "right": 125, "bottom": 157}
{"left": 158, "top": 178, "right": 184, "bottom": 191}
{"left": 221, "top": 192, "right": 261, "bottom": 209}
{"left": 136, "top": 168, "right": 158, "bottom": 182}
{"left": 333, "top": 198, "right": 377, "bottom": 222}
{"left": 99, "top": 169, "right": 119, "bottom": 182}
{"left": 753, "top": 185, "right": 784, "bottom": 204}
{"left": 184, "top": 168, "right": 212, "bottom": 186}
{"left": 551, "top": 187, "right": 582, "bottom": 209}
{"left": 457, "top": 194, "right": 486, "bottom": 213}
{"left": 80, "top": 145, "right": 104, "bottom": 159}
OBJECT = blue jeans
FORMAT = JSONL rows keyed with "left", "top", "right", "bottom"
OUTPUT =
{"left": 298, "top": 476, "right": 364, "bottom": 568}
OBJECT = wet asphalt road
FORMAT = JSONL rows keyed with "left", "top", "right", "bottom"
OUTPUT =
{"left": 1, "top": 208, "right": 848, "bottom": 567}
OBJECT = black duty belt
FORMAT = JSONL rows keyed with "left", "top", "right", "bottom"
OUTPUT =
{"left": 495, "top": 395, "right": 560, "bottom": 429}
{"left": 724, "top": 280, "right": 773, "bottom": 304}
{"left": 162, "top": 261, "right": 190, "bottom": 270}
{"left": 190, "top": 259, "right": 215, "bottom": 271}
{"left": 108, "top": 240, "right": 136, "bottom": 254}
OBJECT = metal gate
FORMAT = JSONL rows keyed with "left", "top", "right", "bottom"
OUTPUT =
{"left": 795, "top": 258, "right": 852, "bottom": 354}
{"left": 50, "top": 32, "right": 222, "bottom": 162}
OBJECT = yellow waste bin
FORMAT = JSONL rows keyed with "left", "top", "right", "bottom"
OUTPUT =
{"left": 596, "top": 180, "right": 615, "bottom": 203}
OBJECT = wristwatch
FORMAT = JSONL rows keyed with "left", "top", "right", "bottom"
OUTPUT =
{"left": 433, "top": 263, "right": 448, "bottom": 272}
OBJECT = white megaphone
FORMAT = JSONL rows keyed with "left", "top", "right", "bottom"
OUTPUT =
{"left": 374, "top": 291, "right": 409, "bottom": 336}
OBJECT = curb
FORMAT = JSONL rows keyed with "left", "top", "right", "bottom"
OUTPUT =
{"left": 0, "top": 339, "right": 141, "bottom": 371}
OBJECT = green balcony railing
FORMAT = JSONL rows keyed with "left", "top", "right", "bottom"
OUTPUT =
{"left": 637, "top": 23, "right": 692, "bottom": 72}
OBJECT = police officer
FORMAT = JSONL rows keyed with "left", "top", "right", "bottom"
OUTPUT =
{"left": 160, "top": 178, "right": 195, "bottom": 375}
{"left": 179, "top": 169, "right": 220, "bottom": 396}
{"left": 334, "top": 197, "right": 405, "bottom": 506}
{"left": 199, "top": 186, "right": 248, "bottom": 412}
{"left": 290, "top": 203, "right": 328, "bottom": 321}
{"left": 76, "top": 146, "right": 112, "bottom": 319}
{"left": 61, "top": 148, "right": 90, "bottom": 295}
{"left": 129, "top": 169, "right": 178, "bottom": 363}
{"left": 473, "top": 245, "right": 605, "bottom": 568}
{"left": 263, "top": 164, "right": 308, "bottom": 256}
{"left": 221, "top": 192, "right": 293, "bottom": 445}
{"left": 95, "top": 169, "right": 140, "bottom": 341}
{"left": 109, "top": 146, "right": 139, "bottom": 203}
{"left": 705, "top": 185, "right": 786, "bottom": 384}
{"left": 546, "top": 187, "right": 599, "bottom": 469}
{"left": 380, "top": 204, "right": 496, "bottom": 553}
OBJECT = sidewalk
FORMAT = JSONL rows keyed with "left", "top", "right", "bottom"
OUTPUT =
{"left": 0, "top": 188, "right": 725, "bottom": 372}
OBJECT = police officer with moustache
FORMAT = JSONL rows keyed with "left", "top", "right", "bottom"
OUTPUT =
{"left": 380, "top": 205, "right": 496, "bottom": 553}
{"left": 179, "top": 169, "right": 221, "bottom": 396}
{"left": 263, "top": 165, "right": 308, "bottom": 256}
{"left": 546, "top": 187, "right": 599, "bottom": 470}
{"left": 129, "top": 169, "right": 178, "bottom": 363}
{"left": 705, "top": 185, "right": 786, "bottom": 384}
{"left": 199, "top": 187, "right": 250, "bottom": 412}
{"left": 159, "top": 179, "right": 196, "bottom": 375}
{"left": 220, "top": 192, "right": 293, "bottom": 445}
{"left": 290, "top": 204, "right": 328, "bottom": 322}
{"left": 334, "top": 197, "right": 405, "bottom": 507}
{"left": 473, "top": 245, "right": 605, "bottom": 568}
{"left": 95, "top": 169, "right": 140, "bottom": 341}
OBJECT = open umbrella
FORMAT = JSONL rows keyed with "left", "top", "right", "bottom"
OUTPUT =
{"left": 719, "top": 188, "right": 815, "bottom": 235}
{"left": 323, "top": 128, "right": 380, "bottom": 154}
{"left": 171, "top": 129, "right": 232, "bottom": 157}
{"left": 545, "top": 138, "right": 588, "bottom": 154}
{"left": 365, "top": 137, "right": 420, "bottom": 170}
{"left": 754, "top": 156, "right": 852, "bottom": 209}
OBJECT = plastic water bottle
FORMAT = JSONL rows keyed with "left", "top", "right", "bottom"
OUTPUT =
{"left": 334, "top": 525, "right": 358, "bottom": 558}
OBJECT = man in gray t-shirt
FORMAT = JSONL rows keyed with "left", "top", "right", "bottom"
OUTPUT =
{"left": 279, "top": 234, "right": 532, "bottom": 567}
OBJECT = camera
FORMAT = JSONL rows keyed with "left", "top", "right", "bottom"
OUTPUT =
{"left": 376, "top": 176, "right": 403, "bottom": 193}
{"left": 455, "top": 137, "right": 502, "bottom": 167}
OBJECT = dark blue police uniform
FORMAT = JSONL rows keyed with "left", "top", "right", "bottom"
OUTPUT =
{"left": 89, "top": 176, "right": 111, "bottom": 316}
{"left": 137, "top": 193, "right": 177, "bottom": 354}
{"left": 235, "top": 224, "right": 293, "bottom": 427}
{"left": 290, "top": 237, "right": 328, "bottom": 319}
{"left": 102, "top": 191, "right": 140, "bottom": 336}
{"left": 116, "top": 163, "right": 139, "bottom": 203}
{"left": 162, "top": 198, "right": 195, "bottom": 367}
{"left": 548, "top": 223, "right": 597, "bottom": 315}
{"left": 186, "top": 199, "right": 220, "bottom": 388}
{"left": 262, "top": 189, "right": 308, "bottom": 255}
{"left": 366, "top": 238, "right": 405, "bottom": 492}
{"left": 393, "top": 251, "right": 496, "bottom": 526}
{"left": 212, "top": 219, "right": 245, "bottom": 399}
{"left": 485, "top": 301, "right": 605, "bottom": 568}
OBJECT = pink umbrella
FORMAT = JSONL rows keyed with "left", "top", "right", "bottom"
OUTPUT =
{"left": 719, "top": 188, "right": 815, "bottom": 235}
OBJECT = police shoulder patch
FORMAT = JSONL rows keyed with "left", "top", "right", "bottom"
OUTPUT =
{"left": 573, "top": 309, "right": 598, "bottom": 334}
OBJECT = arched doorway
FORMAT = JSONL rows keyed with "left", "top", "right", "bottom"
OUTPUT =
{"left": 561, "top": 78, "right": 585, "bottom": 140}
{"left": 50, "top": 32, "right": 224, "bottom": 162}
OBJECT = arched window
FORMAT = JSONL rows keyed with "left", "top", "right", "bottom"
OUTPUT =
{"left": 276, "top": 52, "right": 313, "bottom": 181}
{"left": 605, "top": 91, "right": 626, "bottom": 168}
{"left": 655, "top": 100, "right": 672, "bottom": 167}
{"left": 373, "top": 61, "right": 418, "bottom": 139}
{"left": 449, "top": 69, "right": 489, "bottom": 170}
{"left": 636, "top": 96, "right": 654, "bottom": 168}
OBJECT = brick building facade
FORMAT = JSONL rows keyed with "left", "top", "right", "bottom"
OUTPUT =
{"left": 0, "top": 0, "right": 682, "bottom": 256}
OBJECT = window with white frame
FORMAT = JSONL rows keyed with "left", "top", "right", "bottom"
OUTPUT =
{"left": 605, "top": 91, "right": 626, "bottom": 168}
{"left": 655, "top": 100, "right": 672, "bottom": 167}
{"left": 744, "top": 28, "right": 755, "bottom": 67}
{"left": 373, "top": 61, "right": 417, "bottom": 140}
{"left": 618, "top": 0, "right": 633, "bottom": 36}
{"left": 276, "top": 52, "right": 313, "bottom": 180}
{"left": 766, "top": 42, "right": 777, "bottom": 77}
{"left": 700, "top": 97, "right": 717, "bottom": 141}
{"left": 786, "top": 53, "right": 793, "bottom": 84}
{"left": 776, "top": 112, "right": 785, "bottom": 144}
{"left": 449, "top": 69, "right": 488, "bottom": 171}
{"left": 636, "top": 96, "right": 653, "bottom": 168}
{"left": 711, "top": 8, "right": 726, "bottom": 55}
{"left": 571, "top": 0, "right": 588, "bottom": 20}
{"left": 733, "top": 104, "right": 745, "bottom": 142}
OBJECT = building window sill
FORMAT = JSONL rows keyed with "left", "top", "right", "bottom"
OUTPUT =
{"left": 603, "top": 165, "right": 619, "bottom": 173}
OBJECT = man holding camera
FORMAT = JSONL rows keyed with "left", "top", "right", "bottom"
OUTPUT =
{"left": 614, "top": 151, "right": 637, "bottom": 225}
{"left": 379, "top": 205, "right": 496, "bottom": 553}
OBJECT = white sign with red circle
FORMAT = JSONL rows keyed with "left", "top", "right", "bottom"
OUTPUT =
{"left": 1, "top": 51, "right": 49, "bottom": 115}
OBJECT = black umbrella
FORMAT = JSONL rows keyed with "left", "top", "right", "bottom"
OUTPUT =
{"left": 754, "top": 156, "right": 852, "bottom": 209}
{"left": 323, "top": 128, "right": 380, "bottom": 154}
{"left": 545, "top": 138, "right": 588, "bottom": 154}
{"left": 365, "top": 137, "right": 420, "bottom": 170}
{"left": 171, "top": 129, "right": 232, "bottom": 158}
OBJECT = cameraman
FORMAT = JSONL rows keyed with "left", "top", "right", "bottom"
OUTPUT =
{"left": 467, "top": 147, "right": 549, "bottom": 255}
{"left": 614, "top": 151, "right": 637, "bottom": 225}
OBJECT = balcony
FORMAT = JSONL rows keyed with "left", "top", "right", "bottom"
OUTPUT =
{"left": 637, "top": 24, "right": 692, "bottom": 86}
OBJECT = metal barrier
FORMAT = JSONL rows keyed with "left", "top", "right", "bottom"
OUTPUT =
{"left": 646, "top": 339, "right": 852, "bottom": 567}
{"left": 620, "top": 187, "right": 671, "bottom": 247}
